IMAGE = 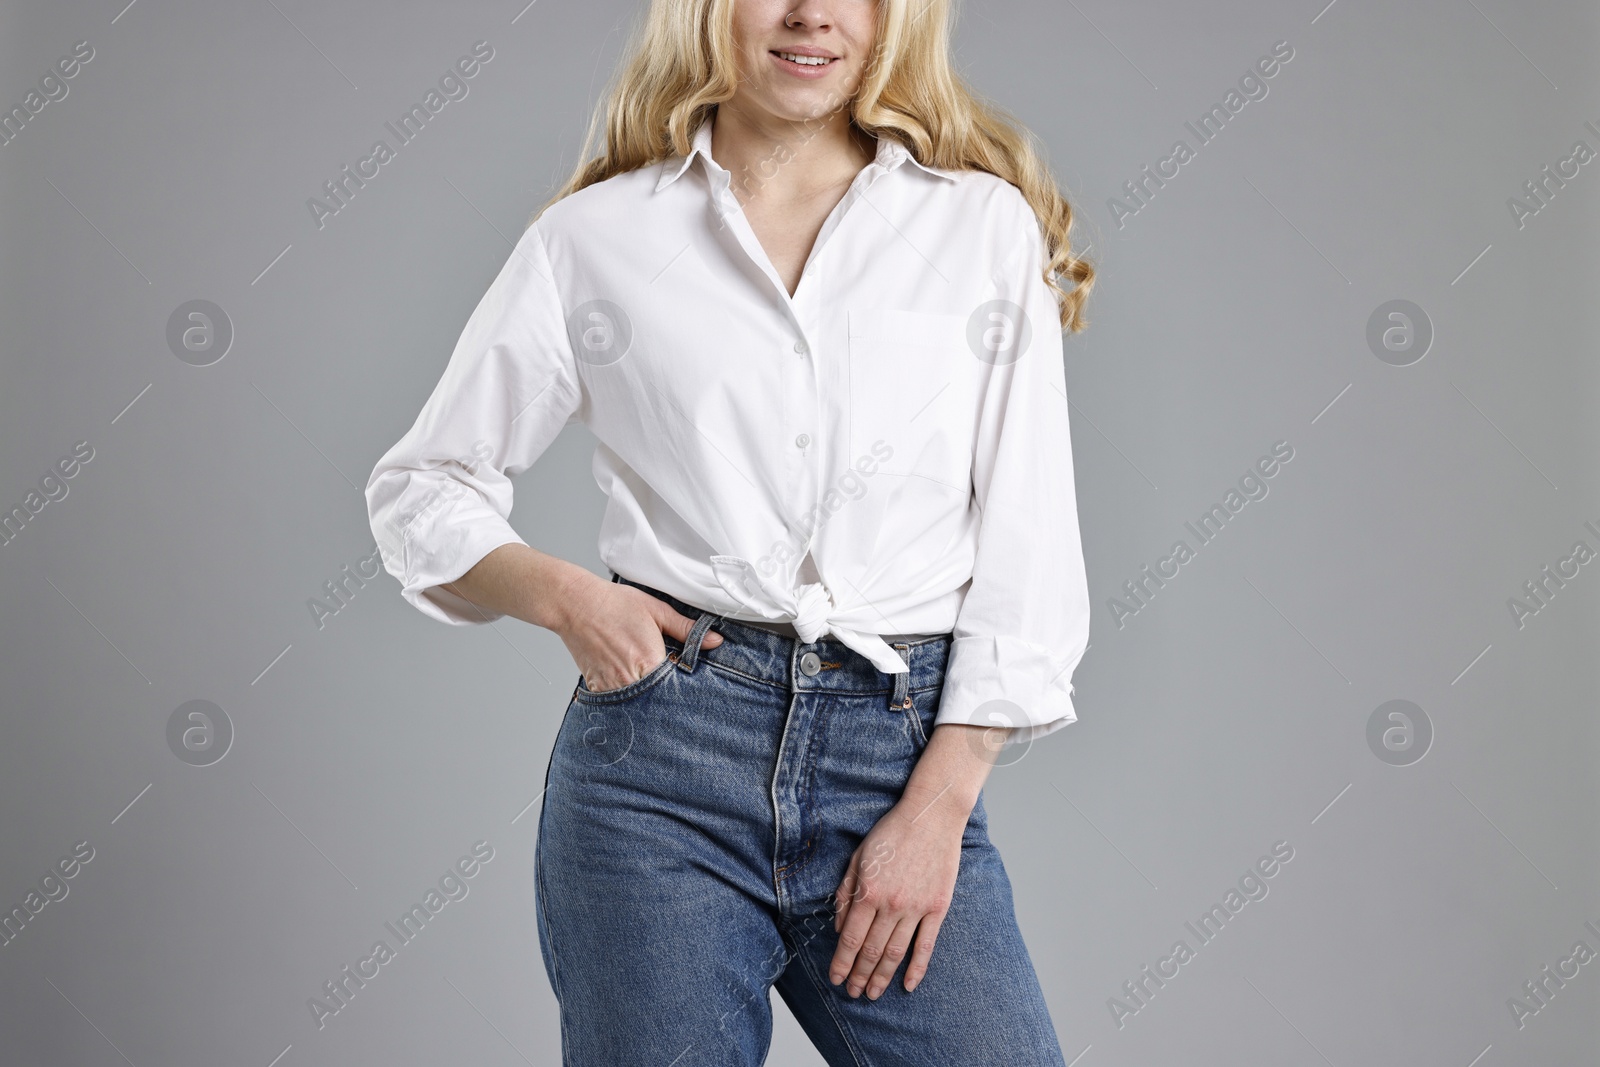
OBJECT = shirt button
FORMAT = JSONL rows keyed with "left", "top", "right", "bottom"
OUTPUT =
{"left": 794, "top": 339, "right": 809, "bottom": 355}
{"left": 795, "top": 433, "right": 810, "bottom": 449}
{"left": 799, "top": 651, "right": 822, "bottom": 676}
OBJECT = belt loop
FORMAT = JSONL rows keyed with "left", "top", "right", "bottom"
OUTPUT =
{"left": 677, "top": 611, "right": 718, "bottom": 672}
{"left": 890, "top": 643, "right": 911, "bottom": 709}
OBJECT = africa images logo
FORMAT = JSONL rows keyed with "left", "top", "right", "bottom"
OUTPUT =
{"left": 1108, "top": 441, "right": 1295, "bottom": 629}
{"left": 305, "top": 42, "right": 494, "bottom": 230}
{"left": 307, "top": 840, "right": 496, "bottom": 1030}
{"left": 1108, "top": 40, "right": 1295, "bottom": 229}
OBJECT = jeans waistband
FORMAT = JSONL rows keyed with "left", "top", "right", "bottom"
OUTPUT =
{"left": 611, "top": 572, "right": 952, "bottom": 696}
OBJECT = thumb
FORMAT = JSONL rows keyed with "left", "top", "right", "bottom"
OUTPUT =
{"left": 649, "top": 602, "right": 725, "bottom": 648}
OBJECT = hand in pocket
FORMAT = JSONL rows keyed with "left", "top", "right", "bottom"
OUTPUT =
{"left": 556, "top": 574, "right": 722, "bottom": 693}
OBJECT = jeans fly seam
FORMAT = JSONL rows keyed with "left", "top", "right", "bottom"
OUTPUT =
{"left": 769, "top": 690, "right": 799, "bottom": 911}
{"left": 779, "top": 690, "right": 834, "bottom": 882}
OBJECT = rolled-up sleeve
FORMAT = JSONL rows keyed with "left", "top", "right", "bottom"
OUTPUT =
{"left": 364, "top": 221, "right": 583, "bottom": 625}
{"left": 932, "top": 200, "right": 1092, "bottom": 745}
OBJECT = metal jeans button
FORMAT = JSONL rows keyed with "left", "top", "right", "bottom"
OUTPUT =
{"left": 799, "top": 651, "right": 821, "bottom": 676}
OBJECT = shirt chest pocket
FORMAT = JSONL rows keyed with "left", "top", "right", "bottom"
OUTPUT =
{"left": 847, "top": 308, "right": 983, "bottom": 494}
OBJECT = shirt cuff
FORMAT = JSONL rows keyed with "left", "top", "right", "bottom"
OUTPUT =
{"left": 387, "top": 504, "right": 528, "bottom": 626}
{"left": 933, "top": 634, "right": 1082, "bottom": 746}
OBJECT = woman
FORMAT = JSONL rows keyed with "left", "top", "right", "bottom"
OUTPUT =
{"left": 365, "top": 0, "right": 1094, "bottom": 1062}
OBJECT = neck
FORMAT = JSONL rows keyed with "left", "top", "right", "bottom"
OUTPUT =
{"left": 711, "top": 103, "right": 875, "bottom": 204}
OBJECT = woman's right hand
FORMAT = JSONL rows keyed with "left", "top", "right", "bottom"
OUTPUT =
{"left": 555, "top": 571, "right": 723, "bottom": 693}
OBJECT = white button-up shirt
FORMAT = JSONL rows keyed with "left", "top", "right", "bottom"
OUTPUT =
{"left": 365, "top": 117, "right": 1091, "bottom": 743}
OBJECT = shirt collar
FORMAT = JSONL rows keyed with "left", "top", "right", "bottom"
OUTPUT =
{"left": 655, "top": 116, "right": 960, "bottom": 192}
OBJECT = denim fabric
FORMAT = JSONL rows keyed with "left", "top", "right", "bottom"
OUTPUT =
{"left": 534, "top": 574, "right": 1067, "bottom": 1066}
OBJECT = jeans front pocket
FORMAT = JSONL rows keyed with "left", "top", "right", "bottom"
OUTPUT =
{"left": 573, "top": 638, "right": 682, "bottom": 705}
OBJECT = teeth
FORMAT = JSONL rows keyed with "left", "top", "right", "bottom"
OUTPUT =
{"left": 777, "top": 52, "right": 832, "bottom": 66}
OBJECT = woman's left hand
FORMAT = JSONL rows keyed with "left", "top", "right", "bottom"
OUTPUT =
{"left": 827, "top": 792, "right": 968, "bottom": 999}
{"left": 829, "top": 722, "right": 1002, "bottom": 998}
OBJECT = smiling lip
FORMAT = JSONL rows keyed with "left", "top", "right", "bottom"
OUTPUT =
{"left": 773, "top": 44, "right": 838, "bottom": 58}
{"left": 770, "top": 48, "right": 839, "bottom": 76}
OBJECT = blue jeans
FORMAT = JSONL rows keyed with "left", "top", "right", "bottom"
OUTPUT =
{"left": 534, "top": 574, "right": 1067, "bottom": 1066}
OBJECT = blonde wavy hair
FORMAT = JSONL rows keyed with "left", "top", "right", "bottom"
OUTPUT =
{"left": 535, "top": 0, "right": 1094, "bottom": 332}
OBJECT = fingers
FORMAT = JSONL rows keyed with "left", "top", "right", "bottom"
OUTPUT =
{"left": 862, "top": 916, "right": 917, "bottom": 1000}
{"left": 829, "top": 864, "right": 876, "bottom": 986}
{"left": 645, "top": 598, "right": 724, "bottom": 648}
{"left": 829, "top": 848, "right": 948, "bottom": 999}
{"left": 843, "top": 908, "right": 902, "bottom": 998}
{"left": 830, "top": 844, "right": 911, "bottom": 1000}
{"left": 832, "top": 902, "right": 896, "bottom": 996}
{"left": 901, "top": 910, "right": 946, "bottom": 992}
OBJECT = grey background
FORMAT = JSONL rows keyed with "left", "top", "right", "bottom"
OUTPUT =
{"left": 2, "top": 0, "right": 1596, "bottom": 1064}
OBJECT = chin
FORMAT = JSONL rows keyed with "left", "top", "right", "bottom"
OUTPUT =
{"left": 764, "top": 91, "right": 845, "bottom": 123}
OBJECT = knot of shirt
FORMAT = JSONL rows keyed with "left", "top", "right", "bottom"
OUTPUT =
{"left": 709, "top": 554, "right": 910, "bottom": 676}
{"left": 790, "top": 581, "right": 836, "bottom": 645}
